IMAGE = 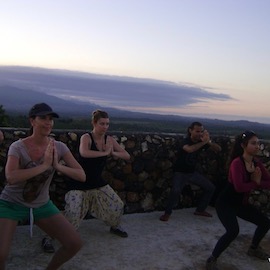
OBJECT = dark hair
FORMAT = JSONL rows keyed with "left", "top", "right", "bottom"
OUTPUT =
{"left": 91, "top": 110, "right": 109, "bottom": 124}
{"left": 28, "top": 103, "right": 59, "bottom": 135}
{"left": 228, "top": 130, "right": 257, "bottom": 165}
{"left": 187, "top": 121, "right": 203, "bottom": 137}
{"left": 29, "top": 103, "right": 59, "bottom": 118}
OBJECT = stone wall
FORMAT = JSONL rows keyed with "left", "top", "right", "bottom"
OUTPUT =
{"left": 1, "top": 128, "right": 270, "bottom": 217}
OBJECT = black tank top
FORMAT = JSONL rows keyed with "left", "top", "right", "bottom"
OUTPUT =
{"left": 67, "top": 133, "right": 107, "bottom": 190}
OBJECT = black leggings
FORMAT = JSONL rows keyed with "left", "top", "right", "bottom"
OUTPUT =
{"left": 212, "top": 203, "right": 270, "bottom": 258}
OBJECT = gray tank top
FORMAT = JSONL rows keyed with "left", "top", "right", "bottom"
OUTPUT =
{"left": 0, "top": 139, "right": 69, "bottom": 208}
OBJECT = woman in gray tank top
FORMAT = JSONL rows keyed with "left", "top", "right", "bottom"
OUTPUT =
{"left": 0, "top": 103, "right": 86, "bottom": 270}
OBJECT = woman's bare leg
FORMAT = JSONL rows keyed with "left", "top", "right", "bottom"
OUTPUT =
{"left": 0, "top": 218, "right": 18, "bottom": 270}
{"left": 36, "top": 213, "right": 83, "bottom": 270}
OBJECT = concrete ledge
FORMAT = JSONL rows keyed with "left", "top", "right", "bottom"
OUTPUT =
{"left": 8, "top": 208, "right": 270, "bottom": 270}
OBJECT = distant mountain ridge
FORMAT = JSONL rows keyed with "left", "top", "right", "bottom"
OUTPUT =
{"left": 0, "top": 66, "right": 270, "bottom": 134}
{"left": 0, "top": 85, "right": 97, "bottom": 117}
{"left": 1, "top": 85, "right": 270, "bottom": 133}
{"left": 0, "top": 85, "right": 174, "bottom": 119}
{"left": 0, "top": 65, "right": 233, "bottom": 118}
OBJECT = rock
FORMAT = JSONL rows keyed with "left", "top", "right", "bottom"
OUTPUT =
{"left": 141, "top": 193, "right": 154, "bottom": 211}
{"left": 1, "top": 128, "right": 270, "bottom": 216}
{"left": 126, "top": 192, "right": 140, "bottom": 203}
{"left": 141, "top": 141, "right": 148, "bottom": 152}
{"left": 68, "top": 132, "right": 77, "bottom": 141}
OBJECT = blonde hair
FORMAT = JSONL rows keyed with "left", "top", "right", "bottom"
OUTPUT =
{"left": 91, "top": 110, "right": 109, "bottom": 124}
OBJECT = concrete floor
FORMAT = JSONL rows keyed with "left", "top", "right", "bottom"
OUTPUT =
{"left": 6, "top": 207, "right": 270, "bottom": 270}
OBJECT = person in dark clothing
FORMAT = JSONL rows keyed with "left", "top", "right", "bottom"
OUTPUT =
{"left": 160, "top": 121, "right": 221, "bottom": 221}
{"left": 66, "top": 110, "right": 130, "bottom": 235}
{"left": 206, "top": 130, "right": 270, "bottom": 270}
{"left": 42, "top": 110, "right": 130, "bottom": 252}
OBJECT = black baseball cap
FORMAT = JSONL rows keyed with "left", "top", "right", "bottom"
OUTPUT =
{"left": 29, "top": 103, "right": 59, "bottom": 118}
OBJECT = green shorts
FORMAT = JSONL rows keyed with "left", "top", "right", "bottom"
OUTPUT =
{"left": 0, "top": 199, "right": 60, "bottom": 222}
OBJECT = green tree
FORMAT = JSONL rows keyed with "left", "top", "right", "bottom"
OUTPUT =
{"left": 0, "top": 105, "right": 9, "bottom": 126}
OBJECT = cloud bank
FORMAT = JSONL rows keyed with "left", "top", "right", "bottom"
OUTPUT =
{"left": 0, "top": 66, "right": 232, "bottom": 111}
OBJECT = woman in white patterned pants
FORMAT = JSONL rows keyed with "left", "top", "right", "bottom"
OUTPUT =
{"left": 64, "top": 184, "right": 124, "bottom": 230}
{"left": 42, "top": 110, "right": 130, "bottom": 253}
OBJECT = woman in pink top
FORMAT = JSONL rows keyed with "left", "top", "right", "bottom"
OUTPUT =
{"left": 206, "top": 130, "right": 270, "bottom": 270}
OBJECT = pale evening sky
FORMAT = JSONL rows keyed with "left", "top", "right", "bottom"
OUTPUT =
{"left": 0, "top": 0, "right": 269, "bottom": 123}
